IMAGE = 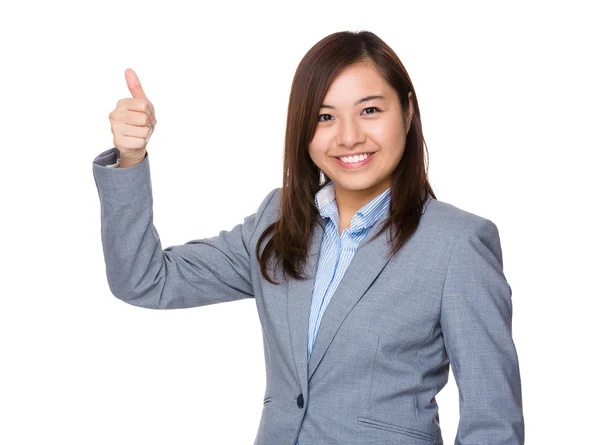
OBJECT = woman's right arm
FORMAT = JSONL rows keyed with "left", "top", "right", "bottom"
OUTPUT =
{"left": 92, "top": 147, "right": 279, "bottom": 309}
{"left": 93, "top": 68, "right": 279, "bottom": 309}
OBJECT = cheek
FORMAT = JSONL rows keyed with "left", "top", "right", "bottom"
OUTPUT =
{"left": 308, "top": 135, "right": 328, "bottom": 158}
{"left": 311, "top": 129, "right": 326, "bottom": 145}
{"left": 307, "top": 145, "right": 323, "bottom": 168}
{"left": 371, "top": 121, "right": 404, "bottom": 144}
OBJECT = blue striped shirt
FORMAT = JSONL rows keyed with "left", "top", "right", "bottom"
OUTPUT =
{"left": 296, "top": 180, "right": 391, "bottom": 445}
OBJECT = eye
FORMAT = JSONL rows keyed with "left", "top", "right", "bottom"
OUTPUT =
{"left": 318, "top": 113, "right": 333, "bottom": 122}
{"left": 362, "top": 106, "right": 381, "bottom": 115}
{"left": 317, "top": 107, "right": 382, "bottom": 122}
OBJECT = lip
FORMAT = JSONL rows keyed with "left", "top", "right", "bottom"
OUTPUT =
{"left": 332, "top": 152, "right": 376, "bottom": 169}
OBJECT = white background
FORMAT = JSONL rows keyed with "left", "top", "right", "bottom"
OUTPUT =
{"left": 1, "top": 0, "right": 598, "bottom": 443}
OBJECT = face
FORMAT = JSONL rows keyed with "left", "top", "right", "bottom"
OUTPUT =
{"left": 309, "top": 62, "right": 413, "bottom": 205}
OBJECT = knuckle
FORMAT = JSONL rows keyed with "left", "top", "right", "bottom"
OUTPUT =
{"left": 126, "top": 110, "right": 137, "bottom": 123}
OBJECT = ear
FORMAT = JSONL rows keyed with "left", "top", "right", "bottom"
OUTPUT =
{"left": 405, "top": 91, "right": 414, "bottom": 134}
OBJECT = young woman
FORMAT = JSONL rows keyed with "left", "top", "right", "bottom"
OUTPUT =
{"left": 93, "top": 30, "right": 524, "bottom": 445}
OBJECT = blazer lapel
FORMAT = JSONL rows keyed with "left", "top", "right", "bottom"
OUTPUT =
{"left": 287, "top": 214, "right": 325, "bottom": 397}
{"left": 287, "top": 194, "right": 433, "bottom": 391}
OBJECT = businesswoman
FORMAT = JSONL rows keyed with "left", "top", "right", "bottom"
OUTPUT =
{"left": 93, "top": 30, "right": 525, "bottom": 445}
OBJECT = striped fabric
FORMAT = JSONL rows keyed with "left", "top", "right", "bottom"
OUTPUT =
{"left": 296, "top": 179, "right": 391, "bottom": 445}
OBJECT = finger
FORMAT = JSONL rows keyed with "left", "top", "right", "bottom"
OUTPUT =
{"left": 120, "top": 121, "right": 153, "bottom": 140}
{"left": 125, "top": 68, "right": 147, "bottom": 99}
{"left": 133, "top": 99, "right": 155, "bottom": 125}
{"left": 117, "top": 98, "right": 155, "bottom": 123}
{"left": 146, "top": 124, "right": 154, "bottom": 143}
{"left": 124, "top": 109, "right": 153, "bottom": 128}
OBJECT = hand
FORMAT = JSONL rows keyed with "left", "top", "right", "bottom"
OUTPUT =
{"left": 108, "top": 68, "right": 157, "bottom": 165}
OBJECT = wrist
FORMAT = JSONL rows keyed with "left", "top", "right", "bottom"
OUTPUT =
{"left": 118, "top": 152, "right": 146, "bottom": 168}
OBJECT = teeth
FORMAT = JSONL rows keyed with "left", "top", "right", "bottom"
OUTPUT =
{"left": 338, "top": 152, "right": 371, "bottom": 163}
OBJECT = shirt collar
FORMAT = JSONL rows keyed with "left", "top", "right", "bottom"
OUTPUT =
{"left": 314, "top": 180, "right": 391, "bottom": 233}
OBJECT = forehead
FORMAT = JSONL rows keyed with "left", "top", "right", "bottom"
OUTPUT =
{"left": 324, "top": 63, "right": 391, "bottom": 100}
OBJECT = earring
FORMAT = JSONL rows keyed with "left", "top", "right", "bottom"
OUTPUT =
{"left": 319, "top": 169, "right": 326, "bottom": 186}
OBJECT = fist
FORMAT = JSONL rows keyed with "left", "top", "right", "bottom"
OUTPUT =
{"left": 108, "top": 68, "right": 157, "bottom": 163}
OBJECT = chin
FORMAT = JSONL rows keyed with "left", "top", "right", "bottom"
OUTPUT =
{"left": 331, "top": 178, "right": 380, "bottom": 191}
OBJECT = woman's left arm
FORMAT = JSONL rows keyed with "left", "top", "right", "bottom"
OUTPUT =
{"left": 441, "top": 218, "right": 525, "bottom": 445}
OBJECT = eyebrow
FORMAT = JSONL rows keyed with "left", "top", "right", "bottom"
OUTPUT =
{"left": 321, "top": 95, "right": 386, "bottom": 109}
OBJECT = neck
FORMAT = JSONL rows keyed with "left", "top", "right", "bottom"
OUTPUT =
{"left": 333, "top": 180, "right": 390, "bottom": 223}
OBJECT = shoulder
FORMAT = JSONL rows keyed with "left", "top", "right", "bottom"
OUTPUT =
{"left": 259, "top": 187, "right": 281, "bottom": 215}
{"left": 421, "top": 195, "right": 499, "bottom": 240}
{"left": 249, "top": 187, "right": 282, "bottom": 230}
{"left": 421, "top": 196, "right": 505, "bottom": 269}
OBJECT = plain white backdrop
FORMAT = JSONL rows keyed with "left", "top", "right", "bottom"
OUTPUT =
{"left": 1, "top": 0, "right": 598, "bottom": 443}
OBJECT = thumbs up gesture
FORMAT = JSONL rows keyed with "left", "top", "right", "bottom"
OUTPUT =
{"left": 108, "top": 68, "right": 157, "bottom": 167}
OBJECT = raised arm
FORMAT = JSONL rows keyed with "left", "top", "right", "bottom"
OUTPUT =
{"left": 93, "top": 147, "right": 279, "bottom": 309}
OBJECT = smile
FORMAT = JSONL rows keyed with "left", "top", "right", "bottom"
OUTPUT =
{"left": 332, "top": 152, "right": 375, "bottom": 169}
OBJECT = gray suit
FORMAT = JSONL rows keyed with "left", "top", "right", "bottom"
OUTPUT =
{"left": 93, "top": 147, "right": 524, "bottom": 444}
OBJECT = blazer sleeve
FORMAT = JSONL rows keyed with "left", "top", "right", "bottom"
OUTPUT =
{"left": 92, "top": 146, "right": 279, "bottom": 310}
{"left": 440, "top": 218, "right": 525, "bottom": 445}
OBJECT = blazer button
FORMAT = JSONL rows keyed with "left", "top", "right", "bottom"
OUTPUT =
{"left": 296, "top": 393, "right": 304, "bottom": 408}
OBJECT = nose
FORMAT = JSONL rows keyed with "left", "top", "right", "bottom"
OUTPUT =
{"left": 336, "top": 116, "right": 365, "bottom": 148}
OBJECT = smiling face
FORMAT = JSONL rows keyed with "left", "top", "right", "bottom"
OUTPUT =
{"left": 309, "top": 62, "right": 413, "bottom": 210}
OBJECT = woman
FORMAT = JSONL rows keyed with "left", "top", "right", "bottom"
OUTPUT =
{"left": 93, "top": 30, "right": 524, "bottom": 445}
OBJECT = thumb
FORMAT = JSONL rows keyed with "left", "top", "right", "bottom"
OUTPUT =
{"left": 125, "top": 68, "right": 147, "bottom": 99}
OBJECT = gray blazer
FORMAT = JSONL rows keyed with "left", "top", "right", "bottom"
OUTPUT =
{"left": 93, "top": 147, "right": 524, "bottom": 445}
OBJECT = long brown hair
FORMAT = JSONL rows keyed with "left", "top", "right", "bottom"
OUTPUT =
{"left": 256, "top": 30, "right": 436, "bottom": 285}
